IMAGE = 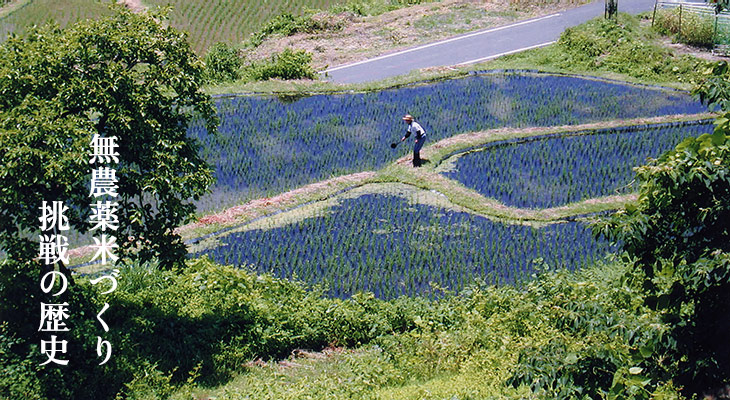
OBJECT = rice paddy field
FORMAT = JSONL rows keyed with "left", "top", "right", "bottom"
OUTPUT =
{"left": 142, "top": 0, "right": 346, "bottom": 53}
{"left": 70, "top": 72, "right": 713, "bottom": 301}
{"left": 440, "top": 121, "right": 714, "bottom": 209}
{"left": 192, "top": 186, "right": 616, "bottom": 299}
{"left": 0, "top": 0, "right": 116, "bottom": 40}
{"left": 192, "top": 73, "right": 707, "bottom": 213}
{"left": 0, "top": 0, "right": 348, "bottom": 53}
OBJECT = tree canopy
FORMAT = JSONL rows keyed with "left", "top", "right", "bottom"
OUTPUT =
{"left": 0, "top": 6, "right": 218, "bottom": 269}
{"left": 0, "top": 7, "right": 219, "bottom": 398}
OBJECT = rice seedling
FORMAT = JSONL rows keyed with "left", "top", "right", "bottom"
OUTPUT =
{"left": 192, "top": 193, "right": 616, "bottom": 299}
{"left": 442, "top": 122, "right": 714, "bottom": 208}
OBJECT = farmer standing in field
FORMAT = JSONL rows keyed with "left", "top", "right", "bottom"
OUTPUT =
{"left": 400, "top": 114, "right": 426, "bottom": 167}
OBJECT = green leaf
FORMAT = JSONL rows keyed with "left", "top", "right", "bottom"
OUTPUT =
{"left": 629, "top": 366, "right": 643, "bottom": 375}
{"left": 712, "top": 130, "right": 726, "bottom": 146}
{"left": 639, "top": 344, "right": 654, "bottom": 358}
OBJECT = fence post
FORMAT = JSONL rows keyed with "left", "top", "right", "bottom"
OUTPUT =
{"left": 715, "top": 14, "right": 719, "bottom": 45}
{"left": 652, "top": 0, "right": 658, "bottom": 27}
{"left": 679, "top": 3, "right": 682, "bottom": 37}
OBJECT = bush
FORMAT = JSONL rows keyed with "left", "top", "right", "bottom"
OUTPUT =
{"left": 249, "top": 13, "right": 343, "bottom": 47}
{"left": 597, "top": 124, "right": 730, "bottom": 396}
{"left": 681, "top": 12, "right": 715, "bottom": 47}
{"left": 543, "top": 13, "right": 704, "bottom": 83}
{"left": 653, "top": 8, "right": 681, "bottom": 36}
{"left": 247, "top": 48, "right": 317, "bottom": 81}
{"left": 203, "top": 42, "right": 242, "bottom": 83}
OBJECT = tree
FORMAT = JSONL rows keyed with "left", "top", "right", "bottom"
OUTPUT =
{"left": 597, "top": 61, "right": 730, "bottom": 396}
{"left": 0, "top": 8, "right": 217, "bottom": 398}
{"left": 0, "top": 6, "right": 217, "bottom": 270}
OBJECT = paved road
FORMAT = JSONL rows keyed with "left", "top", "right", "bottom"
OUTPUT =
{"left": 322, "top": 0, "right": 656, "bottom": 84}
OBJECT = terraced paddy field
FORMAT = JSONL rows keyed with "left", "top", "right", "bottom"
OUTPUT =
{"left": 0, "top": 0, "right": 117, "bottom": 40}
{"left": 192, "top": 185, "right": 616, "bottom": 299}
{"left": 71, "top": 72, "right": 716, "bottom": 301}
{"left": 142, "top": 0, "right": 346, "bottom": 53}
{"left": 192, "top": 73, "right": 708, "bottom": 214}
{"left": 439, "top": 121, "right": 715, "bottom": 209}
{"left": 0, "top": 0, "right": 348, "bottom": 53}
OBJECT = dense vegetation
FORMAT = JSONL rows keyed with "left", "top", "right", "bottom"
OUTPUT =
{"left": 0, "top": 9, "right": 217, "bottom": 400}
{"left": 443, "top": 122, "right": 713, "bottom": 208}
{"left": 496, "top": 13, "right": 704, "bottom": 86}
{"left": 203, "top": 44, "right": 317, "bottom": 84}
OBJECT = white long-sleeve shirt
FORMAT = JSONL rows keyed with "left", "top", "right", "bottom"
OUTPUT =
{"left": 406, "top": 121, "right": 426, "bottom": 140}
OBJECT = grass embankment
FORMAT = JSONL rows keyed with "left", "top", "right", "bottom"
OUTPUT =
{"left": 131, "top": 258, "right": 661, "bottom": 400}
{"left": 17, "top": 256, "right": 666, "bottom": 399}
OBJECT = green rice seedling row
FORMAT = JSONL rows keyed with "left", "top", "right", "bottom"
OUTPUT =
{"left": 442, "top": 121, "right": 714, "bottom": 208}
{"left": 193, "top": 193, "right": 616, "bottom": 299}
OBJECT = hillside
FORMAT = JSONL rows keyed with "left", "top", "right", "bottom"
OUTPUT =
{"left": 0, "top": 0, "right": 590, "bottom": 57}
{"left": 1, "top": 4, "right": 730, "bottom": 400}
{"left": 0, "top": 0, "right": 349, "bottom": 53}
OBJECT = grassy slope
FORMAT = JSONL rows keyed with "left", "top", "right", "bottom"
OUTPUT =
{"left": 160, "top": 259, "right": 665, "bottom": 400}
{"left": 142, "top": 0, "right": 347, "bottom": 53}
{"left": 0, "top": 0, "right": 349, "bottom": 53}
{"left": 0, "top": 0, "right": 116, "bottom": 39}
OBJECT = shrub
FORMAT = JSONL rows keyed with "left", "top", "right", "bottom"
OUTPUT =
{"left": 681, "top": 12, "right": 715, "bottom": 47}
{"left": 545, "top": 13, "right": 704, "bottom": 82}
{"left": 247, "top": 48, "right": 317, "bottom": 81}
{"left": 597, "top": 126, "right": 730, "bottom": 396}
{"left": 653, "top": 8, "right": 681, "bottom": 36}
{"left": 249, "top": 13, "right": 343, "bottom": 47}
{"left": 203, "top": 42, "right": 242, "bottom": 83}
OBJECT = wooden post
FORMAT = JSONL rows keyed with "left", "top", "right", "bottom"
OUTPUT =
{"left": 679, "top": 3, "right": 682, "bottom": 37}
{"left": 652, "top": 0, "right": 658, "bottom": 27}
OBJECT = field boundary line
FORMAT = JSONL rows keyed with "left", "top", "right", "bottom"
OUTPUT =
{"left": 69, "top": 180, "right": 376, "bottom": 271}
{"left": 212, "top": 70, "right": 693, "bottom": 99}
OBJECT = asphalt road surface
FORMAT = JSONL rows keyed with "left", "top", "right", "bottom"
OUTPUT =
{"left": 322, "top": 0, "right": 657, "bottom": 84}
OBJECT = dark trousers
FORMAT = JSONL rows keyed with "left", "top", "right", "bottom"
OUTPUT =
{"left": 413, "top": 136, "right": 425, "bottom": 167}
